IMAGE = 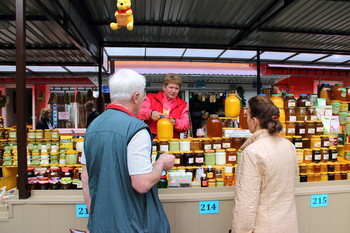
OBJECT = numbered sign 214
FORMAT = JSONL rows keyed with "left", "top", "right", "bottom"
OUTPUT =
{"left": 199, "top": 201, "right": 220, "bottom": 214}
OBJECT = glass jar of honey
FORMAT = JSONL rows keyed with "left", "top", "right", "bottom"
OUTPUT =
{"left": 302, "top": 138, "right": 310, "bottom": 148}
{"left": 320, "top": 162, "right": 328, "bottom": 172}
{"left": 329, "top": 146, "right": 338, "bottom": 162}
{"left": 306, "top": 163, "right": 314, "bottom": 173}
{"left": 296, "top": 107, "right": 307, "bottom": 121}
{"left": 201, "top": 138, "right": 212, "bottom": 151}
{"left": 297, "top": 94, "right": 311, "bottom": 107}
{"left": 306, "top": 107, "right": 317, "bottom": 121}
{"left": 293, "top": 136, "right": 303, "bottom": 149}
{"left": 305, "top": 121, "right": 316, "bottom": 138}
{"left": 194, "top": 150, "right": 205, "bottom": 166}
{"left": 285, "top": 108, "right": 297, "bottom": 122}
{"left": 173, "top": 151, "right": 183, "bottom": 167}
{"left": 312, "top": 149, "right": 321, "bottom": 163}
{"left": 315, "top": 121, "right": 324, "bottom": 135}
{"left": 320, "top": 135, "right": 329, "bottom": 148}
{"left": 295, "top": 121, "right": 305, "bottom": 137}
{"left": 310, "top": 135, "right": 321, "bottom": 149}
{"left": 225, "top": 148, "right": 237, "bottom": 165}
{"left": 211, "top": 137, "right": 222, "bottom": 150}
{"left": 221, "top": 137, "right": 232, "bottom": 149}
{"left": 231, "top": 137, "right": 243, "bottom": 150}
{"left": 284, "top": 94, "right": 296, "bottom": 109}
{"left": 299, "top": 163, "right": 307, "bottom": 173}
{"left": 285, "top": 121, "right": 296, "bottom": 136}
{"left": 320, "top": 148, "right": 329, "bottom": 162}
{"left": 296, "top": 149, "right": 304, "bottom": 163}
{"left": 158, "top": 139, "right": 170, "bottom": 152}
{"left": 303, "top": 149, "right": 312, "bottom": 163}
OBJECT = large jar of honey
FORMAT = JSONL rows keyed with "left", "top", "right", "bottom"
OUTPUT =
{"left": 239, "top": 107, "right": 249, "bottom": 129}
{"left": 319, "top": 83, "right": 332, "bottom": 105}
{"left": 224, "top": 94, "right": 241, "bottom": 117}
{"left": 332, "top": 83, "right": 346, "bottom": 101}
{"left": 297, "top": 94, "right": 311, "bottom": 107}
{"left": 284, "top": 94, "right": 296, "bottom": 109}
{"left": 206, "top": 114, "right": 222, "bottom": 138}
{"left": 157, "top": 116, "right": 173, "bottom": 140}
{"left": 270, "top": 94, "right": 284, "bottom": 108}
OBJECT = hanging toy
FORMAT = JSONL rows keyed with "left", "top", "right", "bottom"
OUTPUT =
{"left": 110, "top": 0, "right": 134, "bottom": 31}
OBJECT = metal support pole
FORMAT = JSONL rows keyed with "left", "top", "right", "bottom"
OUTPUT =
{"left": 257, "top": 49, "right": 261, "bottom": 95}
{"left": 16, "top": 0, "right": 29, "bottom": 199}
{"left": 97, "top": 46, "right": 103, "bottom": 113}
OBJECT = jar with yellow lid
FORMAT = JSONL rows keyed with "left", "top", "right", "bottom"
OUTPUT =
{"left": 221, "top": 137, "right": 231, "bottom": 149}
{"left": 315, "top": 121, "right": 324, "bottom": 135}
{"left": 35, "top": 129, "right": 43, "bottom": 139}
{"left": 9, "top": 128, "right": 16, "bottom": 139}
{"left": 190, "top": 138, "right": 201, "bottom": 151}
{"left": 305, "top": 121, "right": 316, "bottom": 138}
{"left": 51, "top": 129, "right": 59, "bottom": 139}
{"left": 340, "top": 101, "right": 348, "bottom": 111}
{"left": 299, "top": 163, "right": 307, "bottom": 173}
{"left": 303, "top": 149, "right": 312, "bottom": 163}
{"left": 201, "top": 138, "right": 212, "bottom": 151}
{"left": 66, "top": 150, "right": 78, "bottom": 165}
{"left": 319, "top": 162, "right": 328, "bottom": 172}
{"left": 299, "top": 173, "right": 307, "bottom": 182}
{"left": 208, "top": 179, "right": 216, "bottom": 187}
{"left": 320, "top": 172, "right": 328, "bottom": 181}
{"left": 295, "top": 121, "right": 305, "bottom": 137}
{"left": 179, "top": 139, "right": 191, "bottom": 152}
{"left": 331, "top": 100, "right": 340, "bottom": 114}
{"left": 302, "top": 138, "right": 310, "bottom": 149}
{"left": 314, "top": 172, "right": 321, "bottom": 182}
{"left": 44, "top": 129, "right": 51, "bottom": 139}
{"left": 293, "top": 136, "right": 303, "bottom": 149}
{"left": 339, "top": 110, "right": 348, "bottom": 125}
{"left": 337, "top": 145, "right": 345, "bottom": 157}
{"left": 211, "top": 137, "right": 222, "bottom": 150}
{"left": 285, "top": 121, "right": 295, "bottom": 136}
{"left": 216, "top": 178, "right": 224, "bottom": 187}
{"left": 306, "top": 163, "right": 314, "bottom": 173}
{"left": 310, "top": 135, "right": 321, "bottom": 149}
{"left": 329, "top": 146, "right": 338, "bottom": 162}
{"left": 312, "top": 149, "right": 321, "bottom": 163}
{"left": 225, "top": 148, "right": 237, "bottom": 165}
{"left": 158, "top": 139, "right": 169, "bottom": 152}
{"left": 215, "top": 149, "right": 226, "bottom": 165}
{"left": 296, "top": 149, "right": 304, "bottom": 163}
{"left": 270, "top": 94, "right": 284, "bottom": 108}
{"left": 169, "top": 139, "right": 180, "bottom": 152}
{"left": 28, "top": 129, "right": 36, "bottom": 139}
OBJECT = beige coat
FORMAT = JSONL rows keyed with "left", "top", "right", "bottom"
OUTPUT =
{"left": 232, "top": 129, "right": 298, "bottom": 233}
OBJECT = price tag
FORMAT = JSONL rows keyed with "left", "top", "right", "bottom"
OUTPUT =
{"left": 199, "top": 201, "right": 219, "bottom": 214}
{"left": 76, "top": 204, "right": 89, "bottom": 218}
{"left": 310, "top": 194, "right": 328, "bottom": 208}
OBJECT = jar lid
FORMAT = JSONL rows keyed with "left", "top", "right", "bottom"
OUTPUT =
{"left": 307, "top": 163, "right": 314, "bottom": 166}
{"left": 286, "top": 94, "right": 294, "bottom": 96}
{"left": 320, "top": 135, "right": 329, "bottom": 137}
{"left": 299, "top": 163, "right": 306, "bottom": 166}
{"left": 208, "top": 179, "right": 216, "bottom": 182}
{"left": 226, "top": 148, "right": 236, "bottom": 151}
{"left": 305, "top": 121, "right": 314, "bottom": 123}
{"left": 271, "top": 94, "right": 281, "bottom": 96}
{"left": 311, "top": 135, "right": 320, "bottom": 138}
{"left": 296, "top": 149, "right": 304, "bottom": 151}
{"left": 194, "top": 150, "right": 204, "bottom": 153}
{"left": 183, "top": 151, "right": 193, "bottom": 154}
{"left": 158, "top": 139, "right": 168, "bottom": 142}
{"left": 299, "top": 173, "right": 307, "bottom": 175}
{"left": 320, "top": 147, "right": 328, "bottom": 150}
{"left": 340, "top": 101, "right": 348, "bottom": 103}
{"left": 224, "top": 173, "right": 233, "bottom": 176}
{"left": 295, "top": 121, "right": 304, "bottom": 123}
{"left": 215, "top": 149, "right": 225, "bottom": 152}
{"left": 180, "top": 138, "right": 190, "bottom": 141}
{"left": 35, "top": 129, "right": 43, "bottom": 131}
{"left": 293, "top": 136, "right": 302, "bottom": 138}
{"left": 327, "top": 162, "right": 334, "bottom": 165}
{"left": 335, "top": 83, "right": 343, "bottom": 85}
{"left": 331, "top": 100, "right": 340, "bottom": 102}
{"left": 313, "top": 149, "right": 320, "bottom": 151}
{"left": 329, "top": 146, "right": 337, "bottom": 149}
{"left": 299, "top": 94, "right": 307, "bottom": 96}
{"left": 216, "top": 178, "right": 224, "bottom": 182}
{"left": 211, "top": 137, "right": 221, "bottom": 140}
{"left": 304, "top": 148, "right": 312, "bottom": 151}
{"left": 222, "top": 137, "right": 230, "bottom": 139}
{"left": 169, "top": 139, "right": 179, "bottom": 142}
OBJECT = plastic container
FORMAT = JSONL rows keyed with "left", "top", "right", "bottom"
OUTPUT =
{"left": 157, "top": 116, "right": 173, "bottom": 140}
{"left": 206, "top": 114, "right": 222, "bottom": 138}
{"left": 318, "top": 83, "right": 332, "bottom": 105}
{"left": 224, "top": 93, "right": 241, "bottom": 117}
{"left": 332, "top": 83, "right": 346, "bottom": 101}
{"left": 270, "top": 94, "right": 284, "bottom": 108}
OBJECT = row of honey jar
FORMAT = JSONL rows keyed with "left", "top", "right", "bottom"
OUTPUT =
{"left": 0, "top": 128, "right": 60, "bottom": 140}
{"left": 152, "top": 137, "right": 248, "bottom": 153}
{"left": 281, "top": 120, "right": 324, "bottom": 137}
{"left": 152, "top": 149, "right": 241, "bottom": 167}
{"left": 299, "top": 172, "right": 350, "bottom": 182}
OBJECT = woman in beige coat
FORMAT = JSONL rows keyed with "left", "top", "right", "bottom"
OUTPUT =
{"left": 231, "top": 96, "right": 298, "bottom": 233}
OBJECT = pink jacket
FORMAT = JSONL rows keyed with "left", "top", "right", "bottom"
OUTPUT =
{"left": 232, "top": 129, "right": 298, "bottom": 233}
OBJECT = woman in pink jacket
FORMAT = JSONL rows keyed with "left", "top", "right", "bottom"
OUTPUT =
{"left": 232, "top": 96, "right": 298, "bottom": 233}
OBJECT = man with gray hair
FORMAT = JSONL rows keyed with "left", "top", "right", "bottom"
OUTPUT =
{"left": 81, "top": 69, "right": 174, "bottom": 233}
{"left": 84, "top": 101, "right": 99, "bottom": 128}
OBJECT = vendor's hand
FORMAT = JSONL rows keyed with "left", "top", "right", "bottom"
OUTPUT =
{"left": 151, "top": 111, "right": 162, "bottom": 121}
{"left": 158, "top": 153, "right": 175, "bottom": 171}
{"left": 169, "top": 117, "right": 176, "bottom": 125}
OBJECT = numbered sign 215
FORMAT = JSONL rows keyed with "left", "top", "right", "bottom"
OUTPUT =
{"left": 76, "top": 204, "right": 89, "bottom": 218}
{"left": 199, "top": 201, "right": 220, "bottom": 214}
{"left": 310, "top": 194, "right": 328, "bottom": 208}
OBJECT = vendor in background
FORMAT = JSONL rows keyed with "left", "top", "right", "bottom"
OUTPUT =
{"left": 137, "top": 73, "right": 190, "bottom": 138}
{"left": 84, "top": 101, "right": 100, "bottom": 128}
{"left": 36, "top": 108, "right": 54, "bottom": 129}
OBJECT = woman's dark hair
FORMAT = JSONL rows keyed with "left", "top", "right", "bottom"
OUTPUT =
{"left": 248, "top": 96, "right": 282, "bottom": 135}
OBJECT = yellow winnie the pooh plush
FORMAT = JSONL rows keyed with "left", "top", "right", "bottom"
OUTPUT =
{"left": 110, "top": 0, "right": 134, "bottom": 31}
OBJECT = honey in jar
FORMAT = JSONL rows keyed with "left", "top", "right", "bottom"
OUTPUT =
{"left": 305, "top": 121, "right": 316, "bottom": 138}
{"left": 319, "top": 83, "right": 332, "bottom": 105}
{"left": 312, "top": 149, "right": 321, "bottom": 163}
{"left": 295, "top": 121, "right": 305, "bottom": 137}
{"left": 211, "top": 137, "right": 222, "bottom": 150}
{"left": 320, "top": 148, "right": 329, "bottom": 162}
{"left": 284, "top": 94, "right": 296, "bottom": 109}
{"left": 285, "top": 121, "right": 295, "bottom": 136}
{"left": 297, "top": 94, "right": 311, "bottom": 107}
{"left": 296, "top": 107, "right": 307, "bottom": 121}
{"left": 285, "top": 108, "right": 297, "bottom": 122}
{"left": 332, "top": 83, "right": 346, "bottom": 101}
{"left": 306, "top": 107, "right": 317, "bottom": 121}
{"left": 225, "top": 148, "right": 237, "bottom": 165}
{"left": 315, "top": 121, "right": 324, "bottom": 135}
{"left": 221, "top": 137, "right": 232, "bottom": 149}
{"left": 239, "top": 107, "right": 249, "bottom": 129}
{"left": 194, "top": 150, "right": 204, "bottom": 166}
{"left": 206, "top": 114, "right": 222, "bottom": 138}
{"left": 310, "top": 135, "right": 321, "bottom": 149}
{"left": 201, "top": 138, "right": 212, "bottom": 151}
{"left": 303, "top": 149, "right": 312, "bottom": 163}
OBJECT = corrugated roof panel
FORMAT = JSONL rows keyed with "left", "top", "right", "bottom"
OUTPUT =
{"left": 265, "top": 0, "right": 350, "bottom": 31}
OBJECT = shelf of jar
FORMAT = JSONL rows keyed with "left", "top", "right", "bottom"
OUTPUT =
{"left": 0, "top": 164, "right": 82, "bottom": 168}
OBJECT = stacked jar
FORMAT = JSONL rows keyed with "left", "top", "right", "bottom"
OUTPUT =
{"left": 270, "top": 94, "right": 285, "bottom": 122}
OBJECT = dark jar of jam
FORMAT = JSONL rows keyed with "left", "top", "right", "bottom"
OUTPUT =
{"left": 173, "top": 151, "right": 183, "bottom": 167}
{"left": 295, "top": 121, "right": 305, "bottom": 137}
{"left": 312, "top": 149, "right": 321, "bottom": 163}
{"left": 37, "top": 177, "right": 49, "bottom": 190}
{"left": 194, "top": 150, "right": 204, "bottom": 166}
{"left": 27, "top": 168, "right": 35, "bottom": 177}
{"left": 183, "top": 151, "right": 194, "bottom": 166}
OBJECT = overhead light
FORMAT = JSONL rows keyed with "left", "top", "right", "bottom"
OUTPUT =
{"left": 26, "top": 66, "right": 66, "bottom": 72}
{"left": 183, "top": 49, "right": 223, "bottom": 58}
{"left": 260, "top": 52, "right": 296, "bottom": 60}
{"left": 0, "top": 66, "right": 16, "bottom": 72}
{"left": 105, "top": 47, "right": 145, "bottom": 56}
{"left": 268, "top": 64, "right": 350, "bottom": 70}
{"left": 317, "top": 55, "right": 350, "bottom": 63}
{"left": 287, "top": 53, "right": 327, "bottom": 61}
{"left": 220, "top": 50, "right": 256, "bottom": 59}
{"left": 65, "top": 66, "right": 99, "bottom": 72}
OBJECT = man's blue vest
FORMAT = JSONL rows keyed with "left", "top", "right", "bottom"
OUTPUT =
{"left": 84, "top": 107, "right": 170, "bottom": 233}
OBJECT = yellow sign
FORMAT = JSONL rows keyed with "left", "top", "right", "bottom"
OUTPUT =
{"left": 60, "top": 135, "right": 73, "bottom": 150}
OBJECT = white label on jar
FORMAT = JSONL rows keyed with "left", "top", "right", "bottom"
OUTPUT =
{"left": 152, "top": 146, "right": 157, "bottom": 152}
{"left": 341, "top": 92, "right": 347, "bottom": 97}
{"left": 323, "top": 141, "right": 329, "bottom": 147}
{"left": 213, "top": 144, "right": 221, "bottom": 150}
{"left": 332, "top": 153, "right": 338, "bottom": 159}
{"left": 289, "top": 116, "right": 297, "bottom": 122}
{"left": 314, "top": 142, "right": 321, "bottom": 148}
{"left": 315, "top": 154, "right": 321, "bottom": 160}
{"left": 287, "top": 128, "right": 295, "bottom": 134}
{"left": 204, "top": 144, "right": 212, "bottom": 150}
{"left": 297, "top": 153, "right": 303, "bottom": 162}
{"left": 195, "top": 157, "right": 204, "bottom": 163}
{"left": 317, "top": 127, "right": 324, "bottom": 133}
{"left": 308, "top": 128, "right": 315, "bottom": 134}
{"left": 299, "top": 129, "right": 306, "bottom": 134}
{"left": 228, "top": 155, "right": 236, "bottom": 161}
{"left": 288, "top": 102, "right": 296, "bottom": 108}
{"left": 175, "top": 158, "right": 180, "bottom": 165}
{"left": 222, "top": 143, "right": 231, "bottom": 148}
{"left": 188, "top": 158, "right": 194, "bottom": 164}
{"left": 160, "top": 145, "right": 169, "bottom": 152}
{"left": 311, "top": 116, "right": 318, "bottom": 121}
{"left": 323, "top": 153, "right": 329, "bottom": 160}
{"left": 281, "top": 127, "right": 286, "bottom": 134}
{"left": 305, "top": 155, "right": 312, "bottom": 161}
{"left": 305, "top": 101, "right": 311, "bottom": 107}
{"left": 295, "top": 142, "right": 303, "bottom": 148}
